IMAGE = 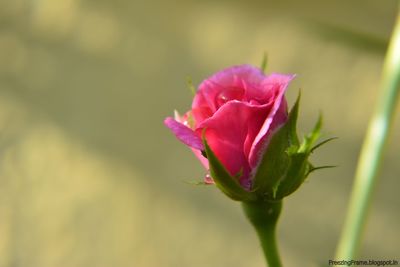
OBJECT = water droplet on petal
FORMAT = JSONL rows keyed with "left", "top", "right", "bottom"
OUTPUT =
{"left": 249, "top": 99, "right": 261, "bottom": 105}
{"left": 204, "top": 174, "right": 214, "bottom": 184}
{"left": 216, "top": 92, "right": 229, "bottom": 107}
{"left": 215, "top": 87, "right": 244, "bottom": 108}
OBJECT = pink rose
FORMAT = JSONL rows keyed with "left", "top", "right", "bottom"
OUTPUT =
{"left": 165, "top": 65, "right": 295, "bottom": 190}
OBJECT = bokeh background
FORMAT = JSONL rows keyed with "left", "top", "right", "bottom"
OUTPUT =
{"left": 0, "top": 0, "right": 399, "bottom": 266}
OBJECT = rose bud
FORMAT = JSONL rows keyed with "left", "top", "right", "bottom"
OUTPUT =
{"left": 165, "top": 65, "right": 331, "bottom": 201}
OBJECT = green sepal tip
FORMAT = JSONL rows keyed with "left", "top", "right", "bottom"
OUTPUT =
{"left": 260, "top": 52, "right": 268, "bottom": 73}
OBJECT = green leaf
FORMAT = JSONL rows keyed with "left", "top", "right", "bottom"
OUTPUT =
{"left": 203, "top": 136, "right": 256, "bottom": 201}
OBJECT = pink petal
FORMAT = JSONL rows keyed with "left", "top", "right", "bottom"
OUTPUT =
{"left": 209, "top": 65, "right": 266, "bottom": 87}
{"left": 197, "top": 101, "right": 268, "bottom": 188}
{"left": 172, "top": 112, "right": 209, "bottom": 169}
{"left": 249, "top": 74, "right": 295, "bottom": 167}
{"left": 192, "top": 65, "right": 265, "bottom": 125}
{"left": 164, "top": 117, "right": 204, "bottom": 150}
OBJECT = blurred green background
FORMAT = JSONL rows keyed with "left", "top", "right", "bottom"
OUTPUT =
{"left": 0, "top": 0, "right": 399, "bottom": 266}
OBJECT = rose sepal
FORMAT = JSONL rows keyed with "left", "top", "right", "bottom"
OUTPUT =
{"left": 278, "top": 114, "right": 337, "bottom": 197}
{"left": 203, "top": 134, "right": 257, "bottom": 202}
{"left": 252, "top": 94, "right": 333, "bottom": 200}
{"left": 275, "top": 113, "right": 323, "bottom": 198}
{"left": 251, "top": 93, "right": 300, "bottom": 200}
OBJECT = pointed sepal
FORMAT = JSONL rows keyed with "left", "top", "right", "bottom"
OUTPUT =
{"left": 252, "top": 93, "right": 334, "bottom": 200}
{"left": 186, "top": 76, "right": 196, "bottom": 96}
{"left": 252, "top": 93, "right": 301, "bottom": 200}
{"left": 260, "top": 52, "right": 268, "bottom": 73}
{"left": 298, "top": 112, "right": 323, "bottom": 153}
{"left": 203, "top": 136, "right": 257, "bottom": 201}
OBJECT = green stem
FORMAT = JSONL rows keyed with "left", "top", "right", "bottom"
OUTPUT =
{"left": 335, "top": 6, "right": 400, "bottom": 260}
{"left": 242, "top": 200, "right": 283, "bottom": 267}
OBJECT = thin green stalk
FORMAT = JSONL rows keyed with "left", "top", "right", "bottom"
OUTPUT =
{"left": 335, "top": 6, "right": 400, "bottom": 260}
{"left": 242, "top": 201, "right": 283, "bottom": 267}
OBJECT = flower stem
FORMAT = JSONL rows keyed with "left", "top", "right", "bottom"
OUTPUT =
{"left": 242, "top": 200, "right": 283, "bottom": 267}
{"left": 335, "top": 5, "right": 400, "bottom": 260}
